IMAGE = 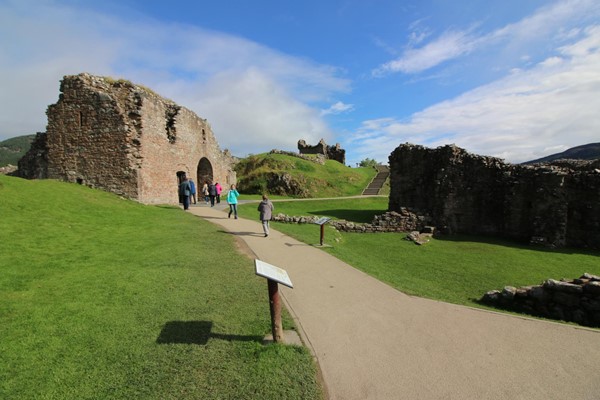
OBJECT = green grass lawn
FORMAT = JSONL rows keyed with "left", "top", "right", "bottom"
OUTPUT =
{"left": 0, "top": 176, "right": 322, "bottom": 400}
{"left": 238, "top": 198, "right": 600, "bottom": 308}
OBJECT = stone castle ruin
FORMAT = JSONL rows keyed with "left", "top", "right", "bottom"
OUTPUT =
{"left": 19, "top": 73, "right": 236, "bottom": 204}
{"left": 388, "top": 143, "right": 600, "bottom": 249}
{"left": 298, "top": 139, "right": 345, "bottom": 164}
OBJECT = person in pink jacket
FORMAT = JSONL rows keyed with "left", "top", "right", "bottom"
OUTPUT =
{"left": 215, "top": 182, "right": 222, "bottom": 204}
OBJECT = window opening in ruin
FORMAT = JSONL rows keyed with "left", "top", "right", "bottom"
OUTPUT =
{"left": 165, "top": 105, "right": 180, "bottom": 144}
{"left": 78, "top": 111, "right": 83, "bottom": 128}
{"left": 176, "top": 171, "right": 187, "bottom": 184}
{"left": 197, "top": 157, "right": 213, "bottom": 185}
{"left": 76, "top": 178, "right": 84, "bottom": 185}
{"left": 202, "top": 129, "right": 206, "bottom": 142}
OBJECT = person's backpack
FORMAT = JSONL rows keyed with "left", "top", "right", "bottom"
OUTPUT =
{"left": 209, "top": 184, "right": 216, "bottom": 196}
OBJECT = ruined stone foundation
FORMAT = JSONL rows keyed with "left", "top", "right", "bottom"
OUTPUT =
{"left": 388, "top": 143, "right": 600, "bottom": 249}
{"left": 19, "top": 73, "right": 236, "bottom": 204}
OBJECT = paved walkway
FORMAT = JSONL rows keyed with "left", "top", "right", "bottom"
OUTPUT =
{"left": 188, "top": 202, "right": 600, "bottom": 400}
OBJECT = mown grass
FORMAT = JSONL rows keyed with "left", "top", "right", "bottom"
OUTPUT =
{"left": 238, "top": 198, "right": 600, "bottom": 308}
{"left": 0, "top": 175, "right": 322, "bottom": 400}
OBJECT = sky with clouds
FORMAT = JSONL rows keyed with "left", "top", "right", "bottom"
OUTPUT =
{"left": 1, "top": 0, "right": 599, "bottom": 165}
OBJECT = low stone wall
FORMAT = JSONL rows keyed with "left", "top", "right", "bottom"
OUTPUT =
{"left": 272, "top": 208, "right": 430, "bottom": 233}
{"left": 269, "top": 149, "right": 326, "bottom": 165}
{"left": 481, "top": 273, "right": 600, "bottom": 327}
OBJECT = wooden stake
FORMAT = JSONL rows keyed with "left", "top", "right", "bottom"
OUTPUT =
{"left": 267, "top": 279, "right": 283, "bottom": 343}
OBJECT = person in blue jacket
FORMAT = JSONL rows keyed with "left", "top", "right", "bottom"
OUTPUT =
{"left": 189, "top": 178, "right": 197, "bottom": 204}
{"left": 227, "top": 184, "right": 240, "bottom": 219}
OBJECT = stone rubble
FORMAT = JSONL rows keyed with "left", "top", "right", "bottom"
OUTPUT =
{"left": 481, "top": 273, "right": 600, "bottom": 327}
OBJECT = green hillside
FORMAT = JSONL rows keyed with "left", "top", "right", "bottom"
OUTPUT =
{"left": 0, "top": 175, "right": 321, "bottom": 400}
{"left": 0, "top": 135, "right": 35, "bottom": 167}
{"left": 235, "top": 153, "right": 376, "bottom": 198}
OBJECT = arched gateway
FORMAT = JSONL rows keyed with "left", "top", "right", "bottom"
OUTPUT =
{"left": 19, "top": 73, "right": 237, "bottom": 205}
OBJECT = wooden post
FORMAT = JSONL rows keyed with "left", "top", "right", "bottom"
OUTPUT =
{"left": 267, "top": 279, "right": 283, "bottom": 343}
{"left": 320, "top": 223, "right": 325, "bottom": 246}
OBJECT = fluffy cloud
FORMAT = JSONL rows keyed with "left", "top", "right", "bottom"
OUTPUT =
{"left": 354, "top": 26, "right": 600, "bottom": 163}
{"left": 0, "top": 0, "right": 348, "bottom": 156}
{"left": 373, "top": 0, "right": 600, "bottom": 76}
{"left": 320, "top": 101, "right": 354, "bottom": 116}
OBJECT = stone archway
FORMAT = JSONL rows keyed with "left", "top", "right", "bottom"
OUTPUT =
{"left": 197, "top": 157, "right": 213, "bottom": 186}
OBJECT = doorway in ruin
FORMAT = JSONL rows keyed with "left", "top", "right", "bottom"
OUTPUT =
{"left": 197, "top": 157, "right": 213, "bottom": 186}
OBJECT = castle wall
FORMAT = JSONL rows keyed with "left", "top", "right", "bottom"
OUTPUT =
{"left": 23, "top": 73, "right": 236, "bottom": 205}
{"left": 388, "top": 143, "right": 600, "bottom": 249}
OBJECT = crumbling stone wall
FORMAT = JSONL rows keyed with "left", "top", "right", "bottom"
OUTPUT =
{"left": 481, "top": 273, "right": 600, "bottom": 327}
{"left": 298, "top": 139, "right": 346, "bottom": 164}
{"left": 388, "top": 143, "right": 600, "bottom": 249}
{"left": 19, "top": 73, "right": 236, "bottom": 204}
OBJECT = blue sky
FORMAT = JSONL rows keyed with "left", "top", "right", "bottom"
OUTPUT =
{"left": 1, "top": 0, "right": 599, "bottom": 165}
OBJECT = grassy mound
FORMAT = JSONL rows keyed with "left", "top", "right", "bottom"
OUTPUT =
{"left": 0, "top": 175, "right": 322, "bottom": 400}
{"left": 235, "top": 153, "right": 376, "bottom": 198}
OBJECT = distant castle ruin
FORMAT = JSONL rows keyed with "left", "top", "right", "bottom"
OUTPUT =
{"left": 388, "top": 143, "right": 600, "bottom": 249}
{"left": 19, "top": 73, "right": 236, "bottom": 204}
{"left": 298, "top": 139, "right": 345, "bottom": 164}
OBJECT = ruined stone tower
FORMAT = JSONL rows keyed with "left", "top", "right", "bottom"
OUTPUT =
{"left": 19, "top": 73, "right": 236, "bottom": 204}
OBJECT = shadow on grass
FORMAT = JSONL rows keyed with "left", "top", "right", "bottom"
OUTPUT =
{"left": 307, "top": 209, "right": 387, "bottom": 223}
{"left": 433, "top": 233, "right": 600, "bottom": 256}
{"left": 157, "top": 321, "right": 263, "bottom": 345}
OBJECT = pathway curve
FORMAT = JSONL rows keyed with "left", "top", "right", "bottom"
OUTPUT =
{"left": 188, "top": 203, "right": 600, "bottom": 400}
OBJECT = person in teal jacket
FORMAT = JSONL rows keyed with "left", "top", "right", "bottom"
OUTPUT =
{"left": 227, "top": 184, "right": 240, "bottom": 219}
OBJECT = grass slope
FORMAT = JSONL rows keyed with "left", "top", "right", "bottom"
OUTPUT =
{"left": 238, "top": 198, "right": 600, "bottom": 310}
{"left": 0, "top": 176, "right": 321, "bottom": 400}
{"left": 0, "top": 135, "right": 35, "bottom": 167}
{"left": 235, "top": 153, "right": 376, "bottom": 198}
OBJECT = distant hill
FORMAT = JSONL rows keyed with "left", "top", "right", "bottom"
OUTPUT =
{"left": 524, "top": 142, "right": 600, "bottom": 164}
{"left": 0, "top": 135, "right": 35, "bottom": 167}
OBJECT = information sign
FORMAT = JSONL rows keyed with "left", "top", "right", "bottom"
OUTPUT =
{"left": 255, "top": 260, "right": 294, "bottom": 288}
{"left": 314, "top": 217, "right": 331, "bottom": 225}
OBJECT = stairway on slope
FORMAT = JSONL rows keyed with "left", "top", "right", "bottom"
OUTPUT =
{"left": 362, "top": 165, "right": 389, "bottom": 195}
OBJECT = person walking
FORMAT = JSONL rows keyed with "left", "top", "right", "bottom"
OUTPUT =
{"left": 178, "top": 175, "right": 192, "bottom": 211}
{"left": 227, "top": 184, "right": 240, "bottom": 219}
{"left": 208, "top": 182, "right": 217, "bottom": 207}
{"left": 189, "top": 178, "right": 197, "bottom": 204}
{"left": 202, "top": 181, "right": 209, "bottom": 204}
{"left": 257, "top": 194, "right": 274, "bottom": 237}
{"left": 215, "top": 182, "right": 222, "bottom": 204}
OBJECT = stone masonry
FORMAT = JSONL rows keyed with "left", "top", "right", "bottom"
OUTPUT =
{"left": 481, "top": 273, "right": 600, "bottom": 327}
{"left": 388, "top": 143, "right": 600, "bottom": 249}
{"left": 298, "top": 138, "right": 346, "bottom": 164}
{"left": 18, "top": 73, "right": 236, "bottom": 204}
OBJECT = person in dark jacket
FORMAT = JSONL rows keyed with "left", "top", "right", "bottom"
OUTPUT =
{"left": 257, "top": 194, "right": 274, "bottom": 237}
{"left": 178, "top": 176, "right": 192, "bottom": 210}
{"left": 208, "top": 182, "right": 217, "bottom": 207}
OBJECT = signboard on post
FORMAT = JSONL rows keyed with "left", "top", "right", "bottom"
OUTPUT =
{"left": 255, "top": 260, "right": 293, "bottom": 288}
{"left": 255, "top": 259, "right": 293, "bottom": 343}
{"left": 313, "top": 217, "right": 331, "bottom": 246}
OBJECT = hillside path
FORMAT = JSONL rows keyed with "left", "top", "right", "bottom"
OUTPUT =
{"left": 188, "top": 202, "right": 600, "bottom": 400}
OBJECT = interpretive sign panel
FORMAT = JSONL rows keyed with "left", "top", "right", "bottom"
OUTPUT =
{"left": 255, "top": 259, "right": 294, "bottom": 288}
{"left": 314, "top": 217, "right": 331, "bottom": 226}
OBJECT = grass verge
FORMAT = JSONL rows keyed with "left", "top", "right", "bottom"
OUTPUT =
{"left": 0, "top": 176, "right": 322, "bottom": 400}
{"left": 238, "top": 198, "right": 600, "bottom": 308}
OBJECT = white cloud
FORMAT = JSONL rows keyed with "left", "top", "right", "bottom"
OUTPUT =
{"left": 374, "top": 0, "right": 600, "bottom": 76}
{"left": 0, "top": 0, "right": 348, "bottom": 156}
{"left": 355, "top": 26, "right": 600, "bottom": 163}
{"left": 320, "top": 101, "right": 354, "bottom": 116}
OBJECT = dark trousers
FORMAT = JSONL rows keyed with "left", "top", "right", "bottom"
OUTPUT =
{"left": 183, "top": 196, "right": 190, "bottom": 210}
{"left": 209, "top": 195, "right": 216, "bottom": 206}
